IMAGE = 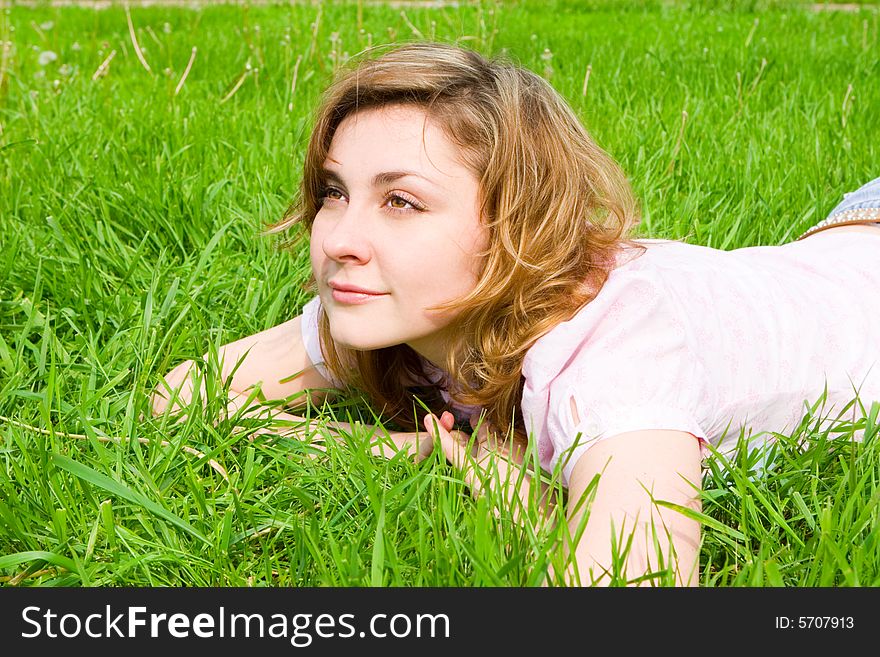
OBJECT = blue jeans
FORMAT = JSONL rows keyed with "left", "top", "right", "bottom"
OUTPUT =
{"left": 797, "top": 176, "right": 880, "bottom": 240}
{"left": 828, "top": 176, "right": 880, "bottom": 217}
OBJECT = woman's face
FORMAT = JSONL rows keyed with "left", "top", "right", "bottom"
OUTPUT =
{"left": 310, "top": 104, "right": 488, "bottom": 367}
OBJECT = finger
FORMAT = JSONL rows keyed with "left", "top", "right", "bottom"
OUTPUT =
{"left": 468, "top": 412, "right": 495, "bottom": 442}
{"left": 426, "top": 414, "right": 475, "bottom": 475}
{"left": 425, "top": 413, "right": 450, "bottom": 449}
{"left": 434, "top": 416, "right": 538, "bottom": 523}
{"left": 437, "top": 428, "right": 471, "bottom": 473}
{"left": 414, "top": 434, "right": 436, "bottom": 461}
{"left": 151, "top": 373, "right": 198, "bottom": 424}
{"left": 151, "top": 361, "right": 194, "bottom": 411}
{"left": 426, "top": 411, "right": 457, "bottom": 435}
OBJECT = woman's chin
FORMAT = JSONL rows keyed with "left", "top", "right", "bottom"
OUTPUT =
{"left": 329, "top": 330, "right": 402, "bottom": 352}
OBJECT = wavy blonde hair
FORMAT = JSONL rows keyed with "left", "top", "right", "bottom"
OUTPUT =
{"left": 264, "top": 41, "right": 645, "bottom": 451}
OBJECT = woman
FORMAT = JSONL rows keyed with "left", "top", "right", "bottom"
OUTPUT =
{"left": 150, "top": 42, "right": 880, "bottom": 586}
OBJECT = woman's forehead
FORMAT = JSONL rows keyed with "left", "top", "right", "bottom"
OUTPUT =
{"left": 331, "top": 106, "right": 435, "bottom": 153}
{"left": 326, "top": 107, "right": 472, "bottom": 186}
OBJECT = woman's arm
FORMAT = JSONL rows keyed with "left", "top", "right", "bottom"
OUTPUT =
{"left": 426, "top": 415, "right": 702, "bottom": 586}
{"left": 149, "top": 314, "right": 335, "bottom": 419}
{"left": 559, "top": 429, "right": 703, "bottom": 586}
{"left": 149, "top": 314, "right": 444, "bottom": 462}
{"left": 225, "top": 387, "right": 441, "bottom": 462}
{"left": 427, "top": 413, "right": 558, "bottom": 527}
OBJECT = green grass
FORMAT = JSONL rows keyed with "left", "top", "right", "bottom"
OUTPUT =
{"left": 1, "top": 0, "right": 879, "bottom": 586}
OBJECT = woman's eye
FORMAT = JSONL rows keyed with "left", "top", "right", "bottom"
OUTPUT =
{"left": 389, "top": 195, "right": 413, "bottom": 210}
{"left": 385, "top": 191, "right": 425, "bottom": 212}
{"left": 318, "top": 186, "right": 424, "bottom": 213}
{"left": 320, "top": 186, "right": 343, "bottom": 201}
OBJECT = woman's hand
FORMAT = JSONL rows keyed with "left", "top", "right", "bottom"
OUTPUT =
{"left": 150, "top": 366, "right": 444, "bottom": 463}
{"left": 149, "top": 358, "right": 202, "bottom": 419}
{"left": 423, "top": 412, "right": 554, "bottom": 526}
{"left": 152, "top": 376, "right": 440, "bottom": 462}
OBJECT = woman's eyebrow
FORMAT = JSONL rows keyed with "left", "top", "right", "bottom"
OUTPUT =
{"left": 320, "top": 167, "right": 440, "bottom": 190}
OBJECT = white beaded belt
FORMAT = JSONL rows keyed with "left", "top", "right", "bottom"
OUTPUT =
{"left": 796, "top": 207, "right": 880, "bottom": 241}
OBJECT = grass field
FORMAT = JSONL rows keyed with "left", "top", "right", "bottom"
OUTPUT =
{"left": 1, "top": 0, "right": 880, "bottom": 586}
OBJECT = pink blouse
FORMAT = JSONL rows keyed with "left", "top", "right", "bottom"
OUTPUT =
{"left": 301, "top": 231, "right": 880, "bottom": 486}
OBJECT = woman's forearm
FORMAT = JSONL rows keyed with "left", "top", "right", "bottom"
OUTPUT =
{"left": 550, "top": 430, "right": 703, "bottom": 587}
{"left": 224, "top": 388, "right": 435, "bottom": 460}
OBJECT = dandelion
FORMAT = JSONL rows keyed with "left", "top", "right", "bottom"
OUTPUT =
{"left": 59, "top": 63, "right": 72, "bottom": 76}
{"left": 39, "top": 21, "right": 54, "bottom": 31}
{"left": 72, "top": 41, "right": 81, "bottom": 51}
{"left": 38, "top": 50, "right": 57, "bottom": 66}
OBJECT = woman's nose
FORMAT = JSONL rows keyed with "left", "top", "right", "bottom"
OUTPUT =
{"left": 321, "top": 206, "right": 372, "bottom": 263}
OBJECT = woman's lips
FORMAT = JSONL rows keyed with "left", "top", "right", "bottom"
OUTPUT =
{"left": 331, "top": 289, "right": 388, "bottom": 304}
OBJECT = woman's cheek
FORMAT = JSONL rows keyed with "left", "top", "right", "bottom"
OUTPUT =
{"left": 309, "top": 225, "right": 327, "bottom": 268}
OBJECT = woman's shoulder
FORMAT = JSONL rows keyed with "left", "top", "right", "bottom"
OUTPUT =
{"left": 522, "top": 245, "right": 693, "bottom": 387}
{"left": 615, "top": 236, "right": 725, "bottom": 269}
{"left": 528, "top": 238, "right": 733, "bottom": 371}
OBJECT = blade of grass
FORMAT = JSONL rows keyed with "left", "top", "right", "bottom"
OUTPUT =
{"left": 50, "top": 453, "right": 209, "bottom": 545}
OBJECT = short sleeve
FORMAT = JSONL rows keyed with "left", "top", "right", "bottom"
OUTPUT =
{"left": 300, "top": 295, "right": 343, "bottom": 387}
{"left": 544, "top": 274, "right": 712, "bottom": 484}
